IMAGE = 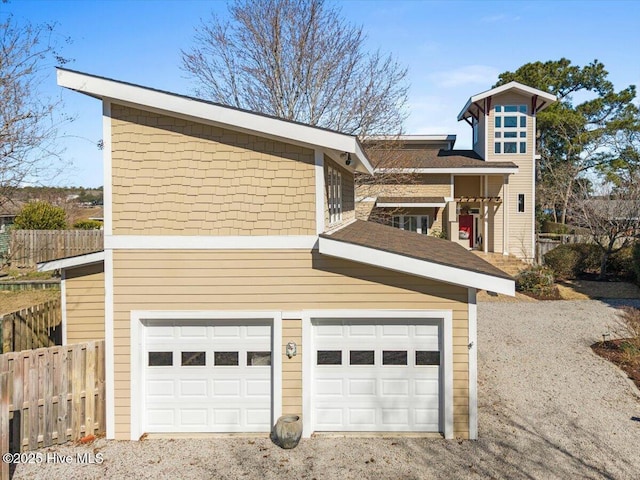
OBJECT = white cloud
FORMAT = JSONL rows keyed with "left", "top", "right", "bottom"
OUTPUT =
{"left": 428, "top": 65, "right": 501, "bottom": 89}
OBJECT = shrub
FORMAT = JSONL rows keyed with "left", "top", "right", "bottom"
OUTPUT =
{"left": 608, "top": 245, "right": 635, "bottom": 281}
{"left": 516, "top": 265, "right": 556, "bottom": 298}
{"left": 543, "top": 243, "right": 603, "bottom": 279}
{"left": 544, "top": 245, "right": 582, "bottom": 280}
{"left": 13, "top": 201, "right": 67, "bottom": 230}
{"left": 73, "top": 219, "right": 103, "bottom": 230}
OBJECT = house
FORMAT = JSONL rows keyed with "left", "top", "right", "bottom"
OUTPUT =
{"left": 358, "top": 83, "right": 557, "bottom": 261}
{"left": 38, "top": 68, "right": 514, "bottom": 442}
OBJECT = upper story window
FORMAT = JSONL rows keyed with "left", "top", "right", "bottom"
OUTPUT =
{"left": 328, "top": 166, "right": 342, "bottom": 224}
{"left": 472, "top": 118, "right": 478, "bottom": 146}
{"left": 494, "top": 105, "right": 527, "bottom": 154}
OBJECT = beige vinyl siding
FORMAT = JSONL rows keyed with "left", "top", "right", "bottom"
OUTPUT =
{"left": 474, "top": 112, "right": 486, "bottom": 159}
{"left": 110, "top": 104, "right": 316, "bottom": 236}
{"left": 65, "top": 263, "right": 105, "bottom": 344}
{"left": 112, "top": 249, "right": 470, "bottom": 439}
{"left": 454, "top": 176, "right": 481, "bottom": 198}
{"left": 485, "top": 92, "right": 535, "bottom": 259}
{"left": 357, "top": 173, "right": 451, "bottom": 200}
{"left": 282, "top": 319, "right": 302, "bottom": 415}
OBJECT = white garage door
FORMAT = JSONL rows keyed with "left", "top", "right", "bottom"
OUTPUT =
{"left": 143, "top": 319, "right": 272, "bottom": 433}
{"left": 312, "top": 319, "right": 441, "bottom": 432}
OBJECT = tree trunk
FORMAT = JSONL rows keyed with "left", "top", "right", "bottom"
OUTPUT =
{"left": 598, "top": 250, "right": 609, "bottom": 280}
{"left": 560, "top": 177, "right": 574, "bottom": 225}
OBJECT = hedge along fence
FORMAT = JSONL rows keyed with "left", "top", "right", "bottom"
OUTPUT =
{"left": 1, "top": 300, "right": 62, "bottom": 354}
{"left": 0, "top": 341, "right": 105, "bottom": 477}
{"left": 9, "top": 230, "right": 103, "bottom": 267}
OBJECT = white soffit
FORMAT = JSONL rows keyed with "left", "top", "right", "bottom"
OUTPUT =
{"left": 318, "top": 237, "right": 515, "bottom": 296}
{"left": 56, "top": 68, "right": 374, "bottom": 175}
{"left": 37, "top": 251, "right": 105, "bottom": 272}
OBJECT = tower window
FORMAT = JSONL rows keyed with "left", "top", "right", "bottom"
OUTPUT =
{"left": 494, "top": 105, "right": 527, "bottom": 155}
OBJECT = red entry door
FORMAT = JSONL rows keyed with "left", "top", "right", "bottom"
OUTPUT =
{"left": 459, "top": 215, "right": 473, "bottom": 248}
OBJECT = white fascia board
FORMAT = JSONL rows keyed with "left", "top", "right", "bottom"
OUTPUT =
{"left": 376, "top": 167, "right": 518, "bottom": 175}
{"left": 365, "top": 134, "right": 457, "bottom": 143}
{"left": 318, "top": 237, "right": 514, "bottom": 295}
{"left": 105, "top": 235, "right": 318, "bottom": 250}
{"left": 37, "top": 251, "right": 105, "bottom": 271}
{"left": 457, "top": 81, "right": 556, "bottom": 120}
{"left": 56, "top": 69, "right": 369, "bottom": 170}
{"left": 376, "top": 202, "right": 446, "bottom": 208}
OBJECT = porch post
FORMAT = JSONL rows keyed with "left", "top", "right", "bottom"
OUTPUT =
{"left": 503, "top": 175, "right": 509, "bottom": 255}
{"left": 483, "top": 176, "right": 489, "bottom": 253}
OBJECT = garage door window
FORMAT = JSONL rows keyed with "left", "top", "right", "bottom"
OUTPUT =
{"left": 317, "top": 350, "right": 342, "bottom": 365}
{"left": 349, "top": 350, "right": 374, "bottom": 365}
{"left": 247, "top": 351, "right": 271, "bottom": 366}
{"left": 148, "top": 352, "right": 172, "bottom": 366}
{"left": 416, "top": 351, "right": 440, "bottom": 366}
{"left": 214, "top": 351, "right": 239, "bottom": 366}
{"left": 382, "top": 350, "right": 407, "bottom": 365}
{"left": 181, "top": 351, "right": 206, "bottom": 366}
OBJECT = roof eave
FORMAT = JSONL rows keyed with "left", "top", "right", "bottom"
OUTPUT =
{"left": 37, "top": 251, "right": 105, "bottom": 271}
{"left": 318, "top": 236, "right": 515, "bottom": 296}
{"left": 57, "top": 68, "right": 372, "bottom": 173}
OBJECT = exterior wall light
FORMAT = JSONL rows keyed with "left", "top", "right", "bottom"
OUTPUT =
{"left": 286, "top": 341, "right": 297, "bottom": 358}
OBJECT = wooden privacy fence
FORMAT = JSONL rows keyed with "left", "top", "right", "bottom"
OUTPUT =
{"left": 10, "top": 230, "right": 103, "bottom": 267}
{"left": 0, "top": 341, "right": 105, "bottom": 477}
{"left": 1, "top": 300, "right": 62, "bottom": 354}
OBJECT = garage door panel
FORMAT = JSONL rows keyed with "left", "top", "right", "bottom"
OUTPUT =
{"left": 313, "top": 318, "right": 442, "bottom": 433}
{"left": 144, "top": 319, "right": 272, "bottom": 433}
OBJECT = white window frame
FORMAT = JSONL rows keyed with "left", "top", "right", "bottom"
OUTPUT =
{"left": 494, "top": 105, "right": 527, "bottom": 155}
{"left": 517, "top": 193, "right": 525, "bottom": 213}
{"left": 472, "top": 118, "right": 478, "bottom": 146}
{"left": 328, "top": 166, "right": 342, "bottom": 224}
{"left": 392, "top": 215, "right": 430, "bottom": 234}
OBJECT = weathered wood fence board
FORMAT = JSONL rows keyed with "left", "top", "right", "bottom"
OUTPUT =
{"left": 0, "top": 341, "right": 105, "bottom": 466}
{"left": 1, "top": 300, "right": 62, "bottom": 354}
{"left": 10, "top": 230, "right": 103, "bottom": 267}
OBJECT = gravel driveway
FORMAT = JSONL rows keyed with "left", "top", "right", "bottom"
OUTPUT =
{"left": 13, "top": 300, "right": 640, "bottom": 479}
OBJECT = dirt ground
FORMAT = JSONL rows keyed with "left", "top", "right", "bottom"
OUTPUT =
{"left": 0, "top": 289, "right": 60, "bottom": 315}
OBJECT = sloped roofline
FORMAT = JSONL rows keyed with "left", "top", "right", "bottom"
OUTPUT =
{"left": 37, "top": 250, "right": 105, "bottom": 271}
{"left": 457, "top": 81, "right": 557, "bottom": 121}
{"left": 56, "top": 68, "right": 374, "bottom": 175}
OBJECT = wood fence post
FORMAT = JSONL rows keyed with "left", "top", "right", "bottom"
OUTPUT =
{"left": 0, "top": 372, "right": 8, "bottom": 480}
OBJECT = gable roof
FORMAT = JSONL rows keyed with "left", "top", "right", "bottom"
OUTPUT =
{"left": 457, "top": 81, "right": 557, "bottom": 121}
{"left": 368, "top": 148, "right": 518, "bottom": 173}
{"left": 56, "top": 68, "right": 374, "bottom": 175}
{"left": 319, "top": 220, "right": 514, "bottom": 295}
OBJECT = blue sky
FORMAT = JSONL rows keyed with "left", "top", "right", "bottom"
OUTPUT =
{"left": 3, "top": 0, "right": 639, "bottom": 187}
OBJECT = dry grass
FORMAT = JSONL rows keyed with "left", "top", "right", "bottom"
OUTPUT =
{"left": 558, "top": 279, "right": 640, "bottom": 299}
{"left": 0, "top": 289, "right": 60, "bottom": 315}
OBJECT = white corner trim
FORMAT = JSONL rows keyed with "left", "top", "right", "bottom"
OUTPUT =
{"left": 129, "top": 310, "right": 283, "bottom": 441}
{"left": 318, "top": 237, "right": 515, "bottom": 295}
{"left": 57, "top": 68, "right": 373, "bottom": 174}
{"left": 376, "top": 202, "right": 446, "bottom": 208}
{"left": 60, "top": 270, "right": 67, "bottom": 345}
{"left": 37, "top": 251, "right": 105, "bottom": 272}
{"left": 105, "top": 235, "right": 318, "bottom": 250}
{"left": 104, "top": 249, "right": 115, "bottom": 439}
{"left": 301, "top": 309, "right": 454, "bottom": 438}
{"left": 468, "top": 288, "right": 478, "bottom": 440}
{"left": 103, "top": 100, "right": 113, "bottom": 236}
{"left": 315, "top": 150, "right": 325, "bottom": 235}
{"left": 375, "top": 167, "right": 518, "bottom": 175}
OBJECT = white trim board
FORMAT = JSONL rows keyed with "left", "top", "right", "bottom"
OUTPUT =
{"left": 318, "top": 236, "right": 515, "bottom": 296}
{"left": 37, "top": 251, "right": 105, "bottom": 272}
{"left": 468, "top": 289, "right": 478, "bottom": 439}
{"left": 105, "top": 235, "right": 318, "bottom": 250}
{"left": 57, "top": 68, "right": 374, "bottom": 175}
{"left": 376, "top": 167, "right": 518, "bottom": 175}
{"left": 377, "top": 202, "right": 446, "bottom": 208}
{"left": 129, "top": 310, "right": 283, "bottom": 441}
{"left": 301, "top": 309, "right": 454, "bottom": 439}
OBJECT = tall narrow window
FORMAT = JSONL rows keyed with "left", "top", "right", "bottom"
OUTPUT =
{"left": 494, "top": 105, "right": 527, "bottom": 154}
{"left": 472, "top": 118, "right": 478, "bottom": 145}
{"left": 328, "top": 166, "right": 342, "bottom": 224}
{"left": 517, "top": 194, "right": 525, "bottom": 213}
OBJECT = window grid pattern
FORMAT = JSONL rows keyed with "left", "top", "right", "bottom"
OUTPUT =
{"left": 392, "top": 215, "right": 429, "bottom": 234}
{"left": 494, "top": 105, "right": 527, "bottom": 154}
{"left": 328, "top": 166, "right": 342, "bottom": 224}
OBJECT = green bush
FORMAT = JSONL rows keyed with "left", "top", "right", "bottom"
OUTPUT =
{"left": 544, "top": 245, "right": 582, "bottom": 279}
{"left": 544, "top": 243, "right": 603, "bottom": 279}
{"left": 73, "top": 219, "right": 103, "bottom": 230}
{"left": 516, "top": 266, "right": 556, "bottom": 298}
{"left": 542, "top": 220, "right": 569, "bottom": 234}
{"left": 13, "top": 201, "right": 67, "bottom": 230}
{"left": 608, "top": 245, "right": 635, "bottom": 280}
